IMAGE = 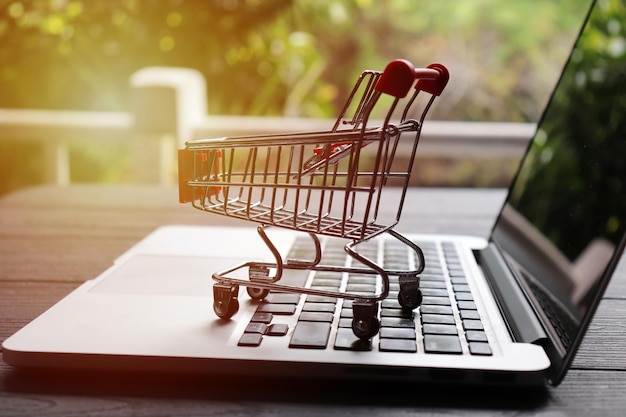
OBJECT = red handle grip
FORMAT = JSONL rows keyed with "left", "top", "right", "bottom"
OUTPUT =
{"left": 374, "top": 59, "right": 416, "bottom": 98}
{"left": 415, "top": 63, "right": 449, "bottom": 96}
{"left": 375, "top": 60, "right": 450, "bottom": 98}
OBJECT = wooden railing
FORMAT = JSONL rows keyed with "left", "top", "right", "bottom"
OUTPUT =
{"left": 0, "top": 67, "right": 535, "bottom": 187}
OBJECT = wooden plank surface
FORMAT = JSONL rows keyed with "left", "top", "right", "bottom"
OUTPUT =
{"left": 1, "top": 184, "right": 625, "bottom": 416}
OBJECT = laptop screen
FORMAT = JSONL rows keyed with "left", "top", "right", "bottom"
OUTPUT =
{"left": 491, "top": 0, "right": 626, "bottom": 374}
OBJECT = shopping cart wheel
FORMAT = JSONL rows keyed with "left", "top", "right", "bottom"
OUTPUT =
{"left": 246, "top": 286, "right": 270, "bottom": 300}
{"left": 398, "top": 276, "right": 422, "bottom": 311}
{"left": 351, "top": 300, "right": 380, "bottom": 340}
{"left": 213, "top": 283, "right": 239, "bottom": 319}
{"left": 248, "top": 265, "right": 271, "bottom": 300}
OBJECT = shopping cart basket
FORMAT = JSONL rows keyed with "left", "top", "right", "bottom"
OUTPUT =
{"left": 178, "top": 59, "right": 449, "bottom": 340}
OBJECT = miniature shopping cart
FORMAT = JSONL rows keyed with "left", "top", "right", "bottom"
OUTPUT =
{"left": 178, "top": 59, "right": 449, "bottom": 340}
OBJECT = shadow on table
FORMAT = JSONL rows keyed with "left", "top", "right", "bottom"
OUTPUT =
{"left": 3, "top": 368, "right": 548, "bottom": 412}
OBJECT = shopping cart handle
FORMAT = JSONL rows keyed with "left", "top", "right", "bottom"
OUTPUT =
{"left": 374, "top": 59, "right": 417, "bottom": 99}
{"left": 375, "top": 60, "right": 450, "bottom": 99}
{"left": 415, "top": 63, "right": 449, "bottom": 96}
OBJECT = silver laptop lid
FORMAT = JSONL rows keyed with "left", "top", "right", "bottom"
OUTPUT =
{"left": 491, "top": 0, "right": 626, "bottom": 385}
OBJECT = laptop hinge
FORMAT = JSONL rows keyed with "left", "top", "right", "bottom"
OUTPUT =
{"left": 478, "top": 243, "right": 548, "bottom": 345}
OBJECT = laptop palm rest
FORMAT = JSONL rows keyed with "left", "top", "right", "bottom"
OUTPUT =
{"left": 89, "top": 254, "right": 247, "bottom": 297}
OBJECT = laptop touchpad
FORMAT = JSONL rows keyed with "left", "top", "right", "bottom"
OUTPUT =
{"left": 89, "top": 255, "right": 249, "bottom": 297}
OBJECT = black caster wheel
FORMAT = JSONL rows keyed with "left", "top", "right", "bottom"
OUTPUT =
{"left": 213, "top": 284, "right": 239, "bottom": 319}
{"left": 246, "top": 286, "right": 270, "bottom": 300}
{"left": 214, "top": 297, "right": 239, "bottom": 319}
{"left": 398, "top": 276, "right": 422, "bottom": 310}
{"left": 352, "top": 315, "right": 380, "bottom": 340}
{"left": 351, "top": 300, "right": 380, "bottom": 340}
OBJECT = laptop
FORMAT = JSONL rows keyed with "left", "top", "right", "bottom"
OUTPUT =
{"left": 3, "top": 0, "right": 624, "bottom": 387}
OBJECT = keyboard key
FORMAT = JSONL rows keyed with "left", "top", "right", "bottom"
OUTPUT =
{"left": 421, "top": 314, "right": 456, "bottom": 325}
{"left": 382, "top": 299, "right": 402, "bottom": 309}
{"left": 315, "top": 271, "right": 342, "bottom": 280}
{"left": 469, "top": 342, "right": 493, "bottom": 356}
{"left": 459, "top": 310, "right": 480, "bottom": 320}
{"left": 276, "top": 270, "right": 310, "bottom": 287}
{"left": 445, "top": 264, "right": 461, "bottom": 271}
{"left": 289, "top": 321, "right": 331, "bottom": 349}
{"left": 423, "top": 323, "right": 458, "bottom": 335}
{"left": 455, "top": 292, "right": 474, "bottom": 301}
{"left": 346, "top": 283, "right": 376, "bottom": 293}
{"left": 299, "top": 311, "right": 334, "bottom": 322}
{"left": 320, "top": 256, "right": 345, "bottom": 267}
{"left": 424, "top": 334, "right": 463, "bottom": 354}
{"left": 311, "top": 278, "right": 342, "bottom": 287}
{"left": 384, "top": 290, "right": 399, "bottom": 299}
{"left": 264, "top": 293, "right": 301, "bottom": 304}
{"left": 238, "top": 333, "right": 263, "bottom": 347}
{"left": 250, "top": 312, "right": 273, "bottom": 323}
{"left": 421, "top": 288, "right": 450, "bottom": 297}
{"left": 463, "top": 319, "right": 484, "bottom": 331}
{"left": 420, "top": 280, "right": 447, "bottom": 289}
{"left": 380, "top": 338, "right": 417, "bottom": 353}
{"left": 381, "top": 317, "right": 415, "bottom": 328}
{"left": 306, "top": 295, "right": 337, "bottom": 303}
{"left": 347, "top": 275, "right": 377, "bottom": 284}
{"left": 266, "top": 323, "right": 289, "bottom": 336}
{"left": 420, "top": 274, "right": 446, "bottom": 282}
{"left": 338, "top": 318, "right": 352, "bottom": 328}
{"left": 380, "top": 308, "right": 414, "bottom": 318}
{"left": 422, "top": 296, "right": 451, "bottom": 305}
{"left": 379, "top": 327, "right": 416, "bottom": 339}
{"left": 457, "top": 301, "right": 477, "bottom": 310}
{"left": 466, "top": 330, "right": 489, "bottom": 342}
{"left": 420, "top": 305, "right": 453, "bottom": 315}
{"left": 342, "top": 299, "right": 354, "bottom": 308}
{"left": 385, "top": 260, "right": 409, "bottom": 269}
{"left": 244, "top": 322, "right": 268, "bottom": 334}
{"left": 422, "top": 268, "right": 444, "bottom": 276}
{"left": 334, "top": 328, "right": 372, "bottom": 351}
{"left": 453, "top": 284, "right": 471, "bottom": 292}
{"left": 302, "top": 302, "right": 336, "bottom": 313}
{"left": 257, "top": 303, "right": 297, "bottom": 315}
{"left": 310, "top": 286, "right": 337, "bottom": 292}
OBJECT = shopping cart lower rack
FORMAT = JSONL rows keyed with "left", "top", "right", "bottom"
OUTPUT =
{"left": 178, "top": 59, "right": 449, "bottom": 340}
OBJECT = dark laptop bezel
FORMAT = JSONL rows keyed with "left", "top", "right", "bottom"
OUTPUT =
{"left": 487, "top": 0, "right": 626, "bottom": 385}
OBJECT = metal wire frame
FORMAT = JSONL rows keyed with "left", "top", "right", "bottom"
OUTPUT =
{"left": 178, "top": 60, "right": 449, "bottom": 334}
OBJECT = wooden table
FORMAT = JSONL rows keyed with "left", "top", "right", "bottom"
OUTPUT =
{"left": 1, "top": 184, "right": 625, "bottom": 416}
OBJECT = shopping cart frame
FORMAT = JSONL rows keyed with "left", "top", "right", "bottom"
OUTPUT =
{"left": 179, "top": 59, "right": 449, "bottom": 340}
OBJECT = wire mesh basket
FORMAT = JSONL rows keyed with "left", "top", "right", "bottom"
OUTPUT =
{"left": 179, "top": 59, "right": 449, "bottom": 340}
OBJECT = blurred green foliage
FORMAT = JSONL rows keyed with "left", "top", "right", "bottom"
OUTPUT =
{"left": 0, "top": 0, "right": 596, "bottom": 195}
{"left": 1, "top": 0, "right": 590, "bottom": 121}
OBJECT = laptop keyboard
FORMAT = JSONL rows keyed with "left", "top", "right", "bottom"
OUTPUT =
{"left": 238, "top": 237, "right": 493, "bottom": 356}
